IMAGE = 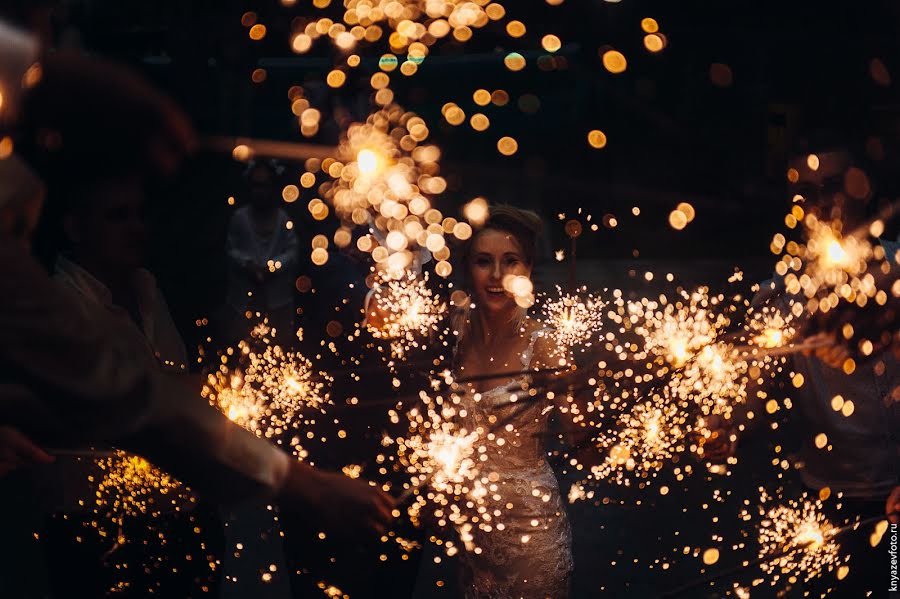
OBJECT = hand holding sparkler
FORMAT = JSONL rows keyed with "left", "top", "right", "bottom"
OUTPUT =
{"left": 0, "top": 425, "right": 53, "bottom": 476}
{"left": 800, "top": 262, "right": 900, "bottom": 363}
{"left": 799, "top": 331, "right": 852, "bottom": 369}
{"left": 279, "top": 461, "right": 396, "bottom": 537}
{"left": 696, "top": 414, "right": 736, "bottom": 464}
{"left": 783, "top": 203, "right": 900, "bottom": 362}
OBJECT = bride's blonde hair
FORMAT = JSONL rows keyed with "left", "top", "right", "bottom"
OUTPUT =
{"left": 452, "top": 204, "right": 543, "bottom": 343}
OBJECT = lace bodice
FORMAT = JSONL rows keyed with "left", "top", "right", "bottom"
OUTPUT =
{"left": 453, "top": 328, "right": 573, "bottom": 598}
{"left": 458, "top": 329, "right": 555, "bottom": 473}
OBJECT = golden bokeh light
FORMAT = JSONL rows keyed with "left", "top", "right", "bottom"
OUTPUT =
{"left": 506, "top": 20, "right": 526, "bottom": 38}
{"left": 588, "top": 130, "right": 607, "bottom": 149}
{"left": 641, "top": 18, "right": 659, "bottom": 33}
{"left": 602, "top": 50, "right": 627, "bottom": 74}
{"left": 644, "top": 34, "right": 664, "bottom": 53}
{"left": 497, "top": 136, "right": 519, "bottom": 156}
{"left": 542, "top": 35, "right": 562, "bottom": 53}
{"left": 668, "top": 210, "right": 688, "bottom": 230}
{"left": 677, "top": 202, "right": 696, "bottom": 222}
{"left": 327, "top": 69, "right": 347, "bottom": 87}
{"left": 504, "top": 52, "right": 526, "bottom": 72}
{"left": 463, "top": 197, "right": 489, "bottom": 225}
{"left": 282, "top": 185, "right": 300, "bottom": 203}
{"left": 249, "top": 24, "right": 267, "bottom": 40}
{"left": 470, "top": 113, "right": 490, "bottom": 132}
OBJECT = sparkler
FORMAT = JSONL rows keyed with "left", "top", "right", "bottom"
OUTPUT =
{"left": 302, "top": 104, "right": 467, "bottom": 278}
{"left": 632, "top": 288, "right": 731, "bottom": 369}
{"left": 565, "top": 219, "right": 582, "bottom": 290}
{"left": 746, "top": 305, "right": 796, "bottom": 349}
{"left": 390, "top": 390, "right": 495, "bottom": 554}
{"left": 660, "top": 504, "right": 898, "bottom": 597}
{"left": 202, "top": 334, "right": 332, "bottom": 457}
{"left": 94, "top": 450, "right": 191, "bottom": 526}
{"left": 756, "top": 494, "right": 842, "bottom": 585}
{"left": 245, "top": 344, "right": 331, "bottom": 415}
{"left": 539, "top": 286, "right": 605, "bottom": 353}
{"left": 672, "top": 342, "right": 749, "bottom": 419}
{"left": 393, "top": 392, "right": 480, "bottom": 499}
{"left": 365, "top": 271, "right": 447, "bottom": 359}
{"left": 775, "top": 214, "right": 881, "bottom": 318}
{"left": 588, "top": 392, "right": 691, "bottom": 485}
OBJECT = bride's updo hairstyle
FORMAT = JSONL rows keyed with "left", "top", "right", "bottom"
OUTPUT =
{"left": 458, "top": 204, "right": 543, "bottom": 287}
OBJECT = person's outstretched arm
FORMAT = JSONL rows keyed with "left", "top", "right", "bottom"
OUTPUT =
{"left": 0, "top": 238, "right": 394, "bottom": 532}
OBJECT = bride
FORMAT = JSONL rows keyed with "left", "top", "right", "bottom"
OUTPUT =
{"left": 449, "top": 205, "right": 573, "bottom": 598}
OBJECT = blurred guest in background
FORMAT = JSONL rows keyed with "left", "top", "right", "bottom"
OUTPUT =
{"left": 224, "top": 160, "right": 299, "bottom": 347}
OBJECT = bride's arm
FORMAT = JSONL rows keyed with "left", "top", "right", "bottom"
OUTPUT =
{"left": 525, "top": 334, "right": 602, "bottom": 460}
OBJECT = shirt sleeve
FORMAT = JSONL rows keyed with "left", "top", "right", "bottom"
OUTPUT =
{"left": 0, "top": 237, "right": 288, "bottom": 502}
{"left": 226, "top": 210, "right": 254, "bottom": 267}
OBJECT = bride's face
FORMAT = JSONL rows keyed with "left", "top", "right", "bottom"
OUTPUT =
{"left": 467, "top": 228, "right": 532, "bottom": 315}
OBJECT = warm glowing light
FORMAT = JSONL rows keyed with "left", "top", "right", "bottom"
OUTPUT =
{"left": 497, "top": 136, "right": 519, "bottom": 156}
{"left": 824, "top": 239, "right": 848, "bottom": 268}
{"left": 757, "top": 494, "right": 842, "bottom": 584}
{"left": 357, "top": 148, "right": 379, "bottom": 175}
{"left": 588, "top": 130, "right": 607, "bottom": 149}
{"left": 602, "top": 50, "right": 627, "bottom": 74}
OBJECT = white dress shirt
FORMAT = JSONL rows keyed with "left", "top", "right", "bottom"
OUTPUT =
{"left": 226, "top": 205, "right": 299, "bottom": 312}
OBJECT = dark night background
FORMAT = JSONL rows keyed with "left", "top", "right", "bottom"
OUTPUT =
{"left": 2, "top": 1, "right": 898, "bottom": 597}
{"left": 15, "top": 0, "right": 897, "bottom": 347}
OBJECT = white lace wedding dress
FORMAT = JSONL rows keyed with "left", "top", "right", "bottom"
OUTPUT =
{"left": 455, "top": 329, "right": 573, "bottom": 598}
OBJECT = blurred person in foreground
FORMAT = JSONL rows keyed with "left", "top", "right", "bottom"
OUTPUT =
{"left": 29, "top": 162, "right": 227, "bottom": 597}
{"left": 0, "top": 17, "right": 394, "bottom": 592}
{"left": 224, "top": 160, "right": 300, "bottom": 348}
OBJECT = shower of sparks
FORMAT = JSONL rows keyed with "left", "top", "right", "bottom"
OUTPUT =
{"left": 94, "top": 451, "right": 191, "bottom": 525}
{"left": 246, "top": 344, "right": 331, "bottom": 413}
{"left": 776, "top": 215, "right": 877, "bottom": 313}
{"left": 632, "top": 287, "right": 731, "bottom": 368}
{"left": 746, "top": 305, "right": 796, "bottom": 349}
{"left": 388, "top": 390, "right": 498, "bottom": 554}
{"left": 213, "top": 374, "right": 268, "bottom": 431}
{"left": 673, "top": 342, "right": 749, "bottom": 419}
{"left": 202, "top": 333, "right": 332, "bottom": 457}
{"left": 624, "top": 288, "right": 760, "bottom": 418}
{"left": 392, "top": 391, "right": 480, "bottom": 500}
{"left": 587, "top": 392, "right": 691, "bottom": 486}
{"left": 366, "top": 271, "right": 447, "bottom": 358}
{"left": 539, "top": 286, "right": 605, "bottom": 352}
{"left": 754, "top": 492, "right": 844, "bottom": 586}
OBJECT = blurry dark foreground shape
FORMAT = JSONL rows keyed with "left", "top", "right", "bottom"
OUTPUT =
{"left": 0, "top": 28, "right": 396, "bottom": 543}
{"left": 17, "top": 51, "right": 196, "bottom": 179}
